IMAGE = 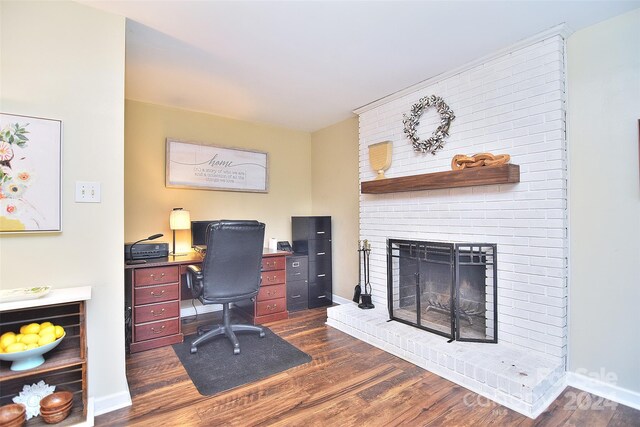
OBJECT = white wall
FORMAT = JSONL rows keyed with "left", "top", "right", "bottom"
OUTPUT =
{"left": 357, "top": 33, "right": 568, "bottom": 361}
{"left": 567, "top": 8, "right": 640, "bottom": 394}
{"left": 0, "top": 0, "right": 128, "bottom": 412}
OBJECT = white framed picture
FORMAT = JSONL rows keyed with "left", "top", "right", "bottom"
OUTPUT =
{"left": 0, "top": 113, "right": 62, "bottom": 233}
{"left": 166, "top": 139, "right": 268, "bottom": 193}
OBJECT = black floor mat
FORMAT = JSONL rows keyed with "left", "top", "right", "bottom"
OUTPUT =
{"left": 173, "top": 327, "right": 312, "bottom": 396}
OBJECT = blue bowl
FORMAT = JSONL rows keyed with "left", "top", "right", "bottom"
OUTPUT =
{"left": 0, "top": 333, "right": 65, "bottom": 371}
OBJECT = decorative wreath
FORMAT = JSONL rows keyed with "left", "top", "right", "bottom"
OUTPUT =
{"left": 402, "top": 95, "right": 455, "bottom": 155}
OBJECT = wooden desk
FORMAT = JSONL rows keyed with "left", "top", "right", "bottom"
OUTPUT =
{"left": 124, "top": 249, "right": 290, "bottom": 353}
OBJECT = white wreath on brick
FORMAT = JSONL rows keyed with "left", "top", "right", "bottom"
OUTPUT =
{"left": 402, "top": 95, "right": 455, "bottom": 155}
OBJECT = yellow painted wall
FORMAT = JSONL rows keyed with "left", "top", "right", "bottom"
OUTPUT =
{"left": 310, "top": 117, "right": 360, "bottom": 301}
{"left": 125, "top": 100, "right": 312, "bottom": 248}
{"left": 0, "top": 0, "right": 128, "bottom": 412}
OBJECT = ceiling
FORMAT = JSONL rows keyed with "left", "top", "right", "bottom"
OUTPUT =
{"left": 83, "top": 1, "right": 639, "bottom": 132}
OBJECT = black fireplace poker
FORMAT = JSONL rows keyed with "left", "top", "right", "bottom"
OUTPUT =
{"left": 356, "top": 239, "right": 375, "bottom": 310}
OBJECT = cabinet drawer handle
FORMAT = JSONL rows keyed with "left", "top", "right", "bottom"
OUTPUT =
{"left": 267, "top": 275, "right": 277, "bottom": 282}
{"left": 316, "top": 231, "right": 325, "bottom": 234}
{"left": 317, "top": 295, "right": 326, "bottom": 299}
{"left": 151, "top": 325, "right": 166, "bottom": 334}
{"left": 292, "top": 261, "right": 300, "bottom": 267}
{"left": 150, "top": 290, "right": 166, "bottom": 298}
{"left": 150, "top": 308, "right": 165, "bottom": 317}
{"left": 267, "top": 304, "right": 278, "bottom": 311}
{"left": 293, "top": 272, "right": 301, "bottom": 276}
{"left": 149, "top": 272, "right": 166, "bottom": 281}
{"left": 267, "top": 290, "right": 278, "bottom": 297}
{"left": 266, "top": 261, "right": 275, "bottom": 268}
{"left": 292, "top": 295, "right": 301, "bottom": 299}
{"left": 317, "top": 274, "right": 326, "bottom": 278}
{"left": 317, "top": 252, "right": 325, "bottom": 256}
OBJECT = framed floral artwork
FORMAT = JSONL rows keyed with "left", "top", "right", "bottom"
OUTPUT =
{"left": 0, "top": 113, "right": 62, "bottom": 233}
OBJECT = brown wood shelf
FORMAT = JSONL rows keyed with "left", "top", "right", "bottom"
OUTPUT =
{"left": 361, "top": 164, "right": 520, "bottom": 194}
{"left": 0, "top": 348, "right": 84, "bottom": 381}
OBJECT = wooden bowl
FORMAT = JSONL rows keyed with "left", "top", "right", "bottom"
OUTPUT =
{"left": 39, "top": 401, "right": 72, "bottom": 416}
{"left": 40, "top": 406, "right": 71, "bottom": 424}
{"left": 0, "top": 403, "right": 25, "bottom": 427}
{"left": 39, "top": 391, "right": 73, "bottom": 412}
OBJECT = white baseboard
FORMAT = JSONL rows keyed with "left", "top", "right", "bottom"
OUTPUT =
{"left": 567, "top": 371, "right": 640, "bottom": 411}
{"left": 93, "top": 390, "right": 131, "bottom": 417}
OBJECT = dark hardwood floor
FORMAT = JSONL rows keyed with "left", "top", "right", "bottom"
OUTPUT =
{"left": 96, "top": 307, "right": 640, "bottom": 426}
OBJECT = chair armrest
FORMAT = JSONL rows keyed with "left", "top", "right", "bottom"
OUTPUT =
{"left": 185, "top": 264, "right": 204, "bottom": 299}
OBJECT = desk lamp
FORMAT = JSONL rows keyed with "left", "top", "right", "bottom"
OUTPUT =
{"left": 169, "top": 207, "right": 191, "bottom": 256}
{"left": 127, "top": 233, "right": 163, "bottom": 265}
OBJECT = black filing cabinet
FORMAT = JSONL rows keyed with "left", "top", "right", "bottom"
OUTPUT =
{"left": 286, "top": 255, "right": 308, "bottom": 311}
{"left": 292, "top": 216, "right": 332, "bottom": 308}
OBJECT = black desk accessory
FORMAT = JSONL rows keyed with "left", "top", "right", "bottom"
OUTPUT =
{"left": 126, "top": 233, "right": 163, "bottom": 265}
{"left": 277, "top": 241, "right": 292, "bottom": 252}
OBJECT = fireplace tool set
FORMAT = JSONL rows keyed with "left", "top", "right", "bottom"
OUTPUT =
{"left": 353, "top": 240, "right": 375, "bottom": 309}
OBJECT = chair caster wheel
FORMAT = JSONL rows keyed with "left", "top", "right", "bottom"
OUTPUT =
{"left": 233, "top": 347, "right": 240, "bottom": 355}
{"left": 259, "top": 331, "right": 265, "bottom": 338}
{"left": 190, "top": 347, "right": 198, "bottom": 354}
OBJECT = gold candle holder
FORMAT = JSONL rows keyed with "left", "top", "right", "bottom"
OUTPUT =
{"left": 368, "top": 141, "right": 392, "bottom": 180}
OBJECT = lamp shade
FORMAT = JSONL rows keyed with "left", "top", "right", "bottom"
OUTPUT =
{"left": 169, "top": 208, "right": 191, "bottom": 230}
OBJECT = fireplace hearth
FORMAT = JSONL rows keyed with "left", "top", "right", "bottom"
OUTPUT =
{"left": 387, "top": 239, "right": 497, "bottom": 343}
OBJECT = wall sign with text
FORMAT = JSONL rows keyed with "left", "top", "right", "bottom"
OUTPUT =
{"left": 166, "top": 139, "right": 268, "bottom": 193}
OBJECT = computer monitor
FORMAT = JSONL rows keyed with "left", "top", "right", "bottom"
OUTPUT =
{"left": 191, "top": 220, "right": 215, "bottom": 247}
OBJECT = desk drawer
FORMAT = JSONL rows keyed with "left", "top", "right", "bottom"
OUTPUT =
{"left": 134, "top": 283, "right": 179, "bottom": 305}
{"left": 257, "top": 283, "right": 286, "bottom": 302}
{"left": 134, "top": 301, "right": 180, "bottom": 324}
{"left": 256, "top": 297, "right": 286, "bottom": 316}
{"left": 135, "top": 266, "right": 179, "bottom": 287}
{"left": 261, "top": 269, "right": 285, "bottom": 286}
{"left": 134, "top": 318, "right": 180, "bottom": 342}
{"left": 261, "top": 256, "right": 285, "bottom": 272}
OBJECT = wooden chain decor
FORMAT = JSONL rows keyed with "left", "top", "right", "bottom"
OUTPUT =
{"left": 402, "top": 95, "right": 455, "bottom": 155}
{"left": 451, "top": 153, "right": 511, "bottom": 170}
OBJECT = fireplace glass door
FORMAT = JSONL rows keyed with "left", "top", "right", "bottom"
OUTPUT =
{"left": 387, "top": 239, "right": 497, "bottom": 343}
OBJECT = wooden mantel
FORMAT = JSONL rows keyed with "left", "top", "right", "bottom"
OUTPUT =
{"left": 361, "top": 164, "right": 520, "bottom": 194}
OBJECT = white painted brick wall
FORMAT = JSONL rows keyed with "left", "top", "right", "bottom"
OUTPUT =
{"left": 358, "top": 35, "right": 567, "bottom": 362}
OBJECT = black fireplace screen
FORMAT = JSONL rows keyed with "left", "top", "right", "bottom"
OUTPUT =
{"left": 387, "top": 239, "right": 498, "bottom": 343}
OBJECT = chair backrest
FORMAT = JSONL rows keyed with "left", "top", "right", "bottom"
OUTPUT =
{"left": 201, "top": 220, "right": 265, "bottom": 302}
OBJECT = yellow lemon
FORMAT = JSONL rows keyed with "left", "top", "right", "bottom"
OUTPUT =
{"left": 22, "top": 323, "right": 40, "bottom": 335}
{"left": 40, "top": 321, "right": 54, "bottom": 330}
{"left": 21, "top": 334, "right": 40, "bottom": 345}
{"left": 25, "top": 343, "right": 39, "bottom": 350}
{"left": 39, "top": 325, "right": 55, "bottom": 337}
{"left": 38, "top": 334, "right": 56, "bottom": 346}
{"left": 15, "top": 334, "right": 24, "bottom": 343}
{"left": 54, "top": 325, "right": 65, "bottom": 339}
{"left": 0, "top": 332, "right": 16, "bottom": 349}
{"left": 5, "top": 342, "right": 27, "bottom": 353}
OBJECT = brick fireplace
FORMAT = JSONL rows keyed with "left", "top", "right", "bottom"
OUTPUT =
{"left": 327, "top": 28, "right": 569, "bottom": 418}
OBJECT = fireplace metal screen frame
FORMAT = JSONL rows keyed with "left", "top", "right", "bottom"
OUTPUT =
{"left": 387, "top": 239, "right": 498, "bottom": 344}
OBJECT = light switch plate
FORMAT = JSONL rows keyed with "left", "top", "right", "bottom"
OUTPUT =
{"left": 75, "top": 181, "right": 101, "bottom": 203}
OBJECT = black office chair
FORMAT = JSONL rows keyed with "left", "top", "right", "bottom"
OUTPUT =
{"left": 185, "top": 220, "right": 266, "bottom": 355}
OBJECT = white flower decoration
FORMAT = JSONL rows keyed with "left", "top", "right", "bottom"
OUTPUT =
{"left": 1, "top": 181, "right": 26, "bottom": 198}
{"left": 12, "top": 380, "right": 56, "bottom": 420}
